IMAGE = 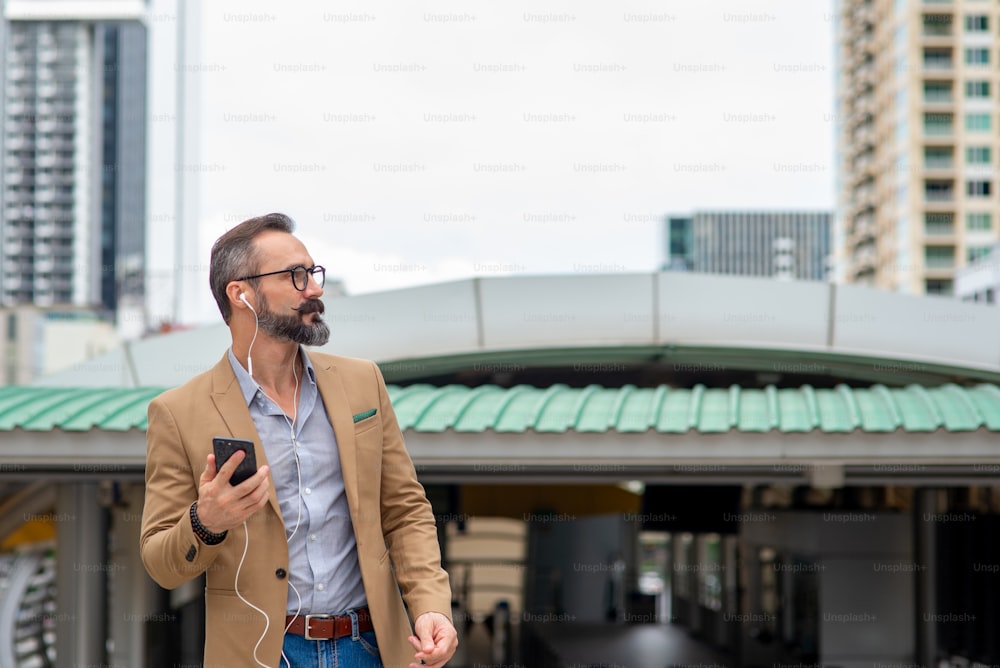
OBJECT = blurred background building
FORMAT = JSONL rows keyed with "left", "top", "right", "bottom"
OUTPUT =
{"left": 1, "top": 2, "right": 148, "bottom": 326}
{"left": 956, "top": 240, "right": 1000, "bottom": 303}
{"left": 664, "top": 211, "right": 832, "bottom": 281}
{"left": 0, "top": 305, "right": 119, "bottom": 384}
{"left": 835, "top": 0, "right": 1000, "bottom": 295}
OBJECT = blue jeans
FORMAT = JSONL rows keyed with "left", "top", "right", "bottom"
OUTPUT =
{"left": 280, "top": 611, "right": 382, "bottom": 668}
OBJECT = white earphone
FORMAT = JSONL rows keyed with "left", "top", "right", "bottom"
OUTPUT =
{"left": 239, "top": 292, "right": 255, "bottom": 312}
{"left": 240, "top": 292, "right": 258, "bottom": 379}
{"left": 232, "top": 287, "right": 304, "bottom": 668}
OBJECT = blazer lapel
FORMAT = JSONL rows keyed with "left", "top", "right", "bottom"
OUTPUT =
{"left": 209, "top": 354, "right": 282, "bottom": 518}
{"left": 309, "top": 353, "right": 360, "bottom": 513}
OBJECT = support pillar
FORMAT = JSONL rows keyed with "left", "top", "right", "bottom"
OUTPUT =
{"left": 915, "top": 488, "right": 938, "bottom": 666}
{"left": 55, "top": 482, "right": 108, "bottom": 667}
{"left": 108, "top": 483, "right": 157, "bottom": 668}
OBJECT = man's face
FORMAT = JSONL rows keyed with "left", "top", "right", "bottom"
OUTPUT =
{"left": 248, "top": 230, "right": 330, "bottom": 346}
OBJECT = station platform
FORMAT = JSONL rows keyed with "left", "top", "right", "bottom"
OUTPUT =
{"left": 533, "top": 622, "right": 732, "bottom": 668}
{"left": 459, "top": 620, "right": 732, "bottom": 668}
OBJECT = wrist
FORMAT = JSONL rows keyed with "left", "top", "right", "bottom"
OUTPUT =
{"left": 190, "top": 502, "right": 227, "bottom": 545}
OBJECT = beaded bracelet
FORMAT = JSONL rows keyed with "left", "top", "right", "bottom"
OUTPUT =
{"left": 190, "top": 502, "right": 228, "bottom": 545}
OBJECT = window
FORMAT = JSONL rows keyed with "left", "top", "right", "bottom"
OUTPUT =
{"left": 924, "top": 48, "right": 953, "bottom": 69}
{"left": 924, "top": 112, "right": 953, "bottom": 135}
{"left": 925, "top": 279, "right": 953, "bottom": 295}
{"left": 967, "top": 212, "right": 992, "bottom": 231}
{"left": 926, "top": 180, "right": 954, "bottom": 200}
{"left": 965, "top": 80, "right": 991, "bottom": 98}
{"left": 967, "top": 180, "right": 992, "bottom": 196}
{"left": 924, "top": 81, "right": 952, "bottom": 102}
{"left": 965, "top": 48, "right": 990, "bottom": 65}
{"left": 968, "top": 246, "right": 992, "bottom": 263}
{"left": 924, "top": 146, "right": 953, "bottom": 168}
{"left": 925, "top": 212, "right": 954, "bottom": 235}
{"left": 925, "top": 246, "right": 955, "bottom": 269}
{"left": 966, "top": 146, "right": 992, "bottom": 164}
{"left": 965, "top": 15, "right": 988, "bottom": 32}
{"left": 965, "top": 112, "right": 991, "bottom": 131}
{"left": 923, "top": 14, "right": 953, "bottom": 37}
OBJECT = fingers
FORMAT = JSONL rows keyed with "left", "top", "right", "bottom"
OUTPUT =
{"left": 199, "top": 453, "right": 219, "bottom": 486}
{"left": 246, "top": 468, "right": 271, "bottom": 510}
{"left": 197, "top": 454, "right": 270, "bottom": 533}
{"left": 213, "top": 449, "right": 246, "bottom": 486}
{"left": 408, "top": 616, "right": 458, "bottom": 668}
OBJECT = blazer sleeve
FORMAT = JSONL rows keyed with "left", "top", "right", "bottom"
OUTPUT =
{"left": 140, "top": 394, "right": 227, "bottom": 589}
{"left": 372, "top": 362, "right": 453, "bottom": 621}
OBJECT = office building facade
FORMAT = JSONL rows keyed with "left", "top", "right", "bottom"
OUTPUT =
{"left": 664, "top": 211, "right": 831, "bottom": 281}
{"left": 1, "top": 11, "right": 146, "bottom": 320}
{"left": 836, "top": 0, "right": 1000, "bottom": 295}
{"left": 956, "top": 241, "right": 1000, "bottom": 304}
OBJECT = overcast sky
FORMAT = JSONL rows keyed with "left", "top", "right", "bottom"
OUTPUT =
{"left": 147, "top": 0, "right": 836, "bottom": 324}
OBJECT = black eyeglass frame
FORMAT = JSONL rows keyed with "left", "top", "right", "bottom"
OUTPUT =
{"left": 235, "top": 265, "right": 326, "bottom": 291}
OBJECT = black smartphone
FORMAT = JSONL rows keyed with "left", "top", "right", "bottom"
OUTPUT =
{"left": 212, "top": 437, "right": 258, "bottom": 486}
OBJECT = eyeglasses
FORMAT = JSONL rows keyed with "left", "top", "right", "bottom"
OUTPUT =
{"left": 236, "top": 265, "right": 326, "bottom": 291}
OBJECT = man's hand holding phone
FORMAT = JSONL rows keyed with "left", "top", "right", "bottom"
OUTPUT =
{"left": 195, "top": 439, "right": 271, "bottom": 534}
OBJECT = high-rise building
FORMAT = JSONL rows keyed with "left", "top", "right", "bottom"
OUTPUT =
{"left": 1, "top": 5, "right": 147, "bottom": 322}
{"left": 663, "top": 211, "right": 832, "bottom": 281}
{"left": 835, "top": 0, "right": 1000, "bottom": 295}
{"left": 956, "top": 241, "right": 1000, "bottom": 304}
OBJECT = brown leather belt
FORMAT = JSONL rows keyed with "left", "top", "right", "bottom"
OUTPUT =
{"left": 286, "top": 608, "right": 373, "bottom": 640}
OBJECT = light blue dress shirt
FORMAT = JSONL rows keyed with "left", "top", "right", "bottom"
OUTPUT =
{"left": 228, "top": 347, "right": 367, "bottom": 615}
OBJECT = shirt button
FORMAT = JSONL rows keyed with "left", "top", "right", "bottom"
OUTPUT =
{"left": 310, "top": 534, "right": 317, "bottom": 541}
{"left": 304, "top": 488, "right": 312, "bottom": 495}
{"left": 317, "top": 583, "right": 325, "bottom": 591}
{"left": 275, "top": 568, "right": 287, "bottom": 579}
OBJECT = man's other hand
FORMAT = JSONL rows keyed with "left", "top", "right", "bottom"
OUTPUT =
{"left": 408, "top": 611, "right": 458, "bottom": 668}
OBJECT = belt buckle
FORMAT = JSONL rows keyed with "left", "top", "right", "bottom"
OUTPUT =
{"left": 304, "top": 614, "right": 332, "bottom": 640}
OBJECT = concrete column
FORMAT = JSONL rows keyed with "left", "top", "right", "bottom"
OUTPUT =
{"left": 722, "top": 534, "right": 739, "bottom": 650}
{"left": 108, "top": 483, "right": 156, "bottom": 668}
{"left": 914, "top": 488, "right": 938, "bottom": 666}
{"left": 55, "top": 482, "right": 108, "bottom": 667}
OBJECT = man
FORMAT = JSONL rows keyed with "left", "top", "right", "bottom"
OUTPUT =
{"left": 140, "top": 213, "right": 457, "bottom": 668}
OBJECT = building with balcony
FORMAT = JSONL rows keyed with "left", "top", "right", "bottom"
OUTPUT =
{"left": 0, "top": 3, "right": 147, "bottom": 322}
{"left": 835, "top": 0, "right": 1000, "bottom": 295}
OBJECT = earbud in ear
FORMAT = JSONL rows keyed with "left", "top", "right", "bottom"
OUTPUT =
{"left": 239, "top": 292, "right": 256, "bottom": 313}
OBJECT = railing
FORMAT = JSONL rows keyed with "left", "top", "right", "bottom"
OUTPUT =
{"left": 924, "top": 124, "right": 953, "bottom": 136}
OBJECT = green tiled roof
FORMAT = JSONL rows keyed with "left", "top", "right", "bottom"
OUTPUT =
{"left": 0, "top": 386, "right": 165, "bottom": 432}
{"left": 387, "top": 383, "right": 1000, "bottom": 434}
{"left": 2, "top": 383, "right": 999, "bottom": 434}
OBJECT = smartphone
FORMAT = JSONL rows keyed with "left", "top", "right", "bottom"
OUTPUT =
{"left": 212, "top": 437, "right": 258, "bottom": 486}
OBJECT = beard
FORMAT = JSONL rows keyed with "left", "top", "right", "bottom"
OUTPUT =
{"left": 255, "top": 294, "right": 330, "bottom": 346}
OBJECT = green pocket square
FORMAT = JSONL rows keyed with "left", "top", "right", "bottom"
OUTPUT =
{"left": 352, "top": 408, "right": 377, "bottom": 423}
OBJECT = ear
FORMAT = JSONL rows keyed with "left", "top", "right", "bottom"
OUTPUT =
{"left": 226, "top": 282, "right": 249, "bottom": 309}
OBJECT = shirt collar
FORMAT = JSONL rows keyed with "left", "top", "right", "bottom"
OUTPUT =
{"left": 227, "top": 346, "right": 317, "bottom": 407}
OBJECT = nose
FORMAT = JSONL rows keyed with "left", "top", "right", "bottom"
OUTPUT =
{"left": 304, "top": 271, "right": 324, "bottom": 299}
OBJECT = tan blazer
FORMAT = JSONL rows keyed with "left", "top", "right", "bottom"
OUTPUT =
{"left": 140, "top": 351, "right": 452, "bottom": 667}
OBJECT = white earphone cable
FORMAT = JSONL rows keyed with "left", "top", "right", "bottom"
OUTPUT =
{"left": 236, "top": 300, "right": 305, "bottom": 668}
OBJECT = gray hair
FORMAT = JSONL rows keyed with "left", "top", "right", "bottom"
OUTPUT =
{"left": 209, "top": 213, "right": 295, "bottom": 323}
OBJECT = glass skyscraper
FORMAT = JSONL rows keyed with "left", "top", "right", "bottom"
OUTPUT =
{"left": 1, "top": 9, "right": 147, "bottom": 320}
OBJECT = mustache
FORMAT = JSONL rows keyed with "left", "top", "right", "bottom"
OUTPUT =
{"left": 292, "top": 299, "right": 325, "bottom": 314}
